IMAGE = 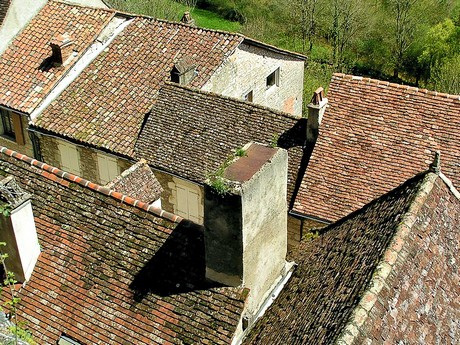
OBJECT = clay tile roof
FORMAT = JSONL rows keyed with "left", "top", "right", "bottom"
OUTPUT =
{"left": 32, "top": 15, "right": 243, "bottom": 156}
{"left": 293, "top": 73, "right": 460, "bottom": 222}
{"left": 134, "top": 83, "right": 307, "bottom": 203}
{"left": 0, "top": 146, "right": 246, "bottom": 344}
{"left": 246, "top": 170, "right": 460, "bottom": 344}
{"left": 105, "top": 159, "right": 163, "bottom": 203}
{"left": 0, "top": 0, "right": 11, "bottom": 26}
{"left": 0, "top": 1, "right": 115, "bottom": 113}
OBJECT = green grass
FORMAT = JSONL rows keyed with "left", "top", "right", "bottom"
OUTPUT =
{"left": 175, "top": 6, "right": 241, "bottom": 32}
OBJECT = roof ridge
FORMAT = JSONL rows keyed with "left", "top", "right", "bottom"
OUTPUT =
{"left": 53, "top": 0, "right": 116, "bottom": 14}
{"left": 0, "top": 146, "right": 182, "bottom": 224}
{"left": 163, "top": 81, "right": 302, "bottom": 121}
{"left": 336, "top": 171, "right": 439, "bottom": 345}
{"left": 332, "top": 73, "right": 460, "bottom": 100}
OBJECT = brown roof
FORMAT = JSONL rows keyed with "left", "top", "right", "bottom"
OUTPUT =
{"left": 0, "top": 146, "right": 246, "bottom": 344}
{"left": 32, "top": 15, "right": 243, "bottom": 156}
{"left": 0, "top": 1, "right": 114, "bottom": 113}
{"left": 134, "top": 83, "right": 307, "bottom": 203}
{"left": 106, "top": 159, "right": 163, "bottom": 203}
{"left": 245, "top": 169, "right": 460, "bottom": 344}
{"left": 293, "top": 73, "right": 460, "bottom": 222}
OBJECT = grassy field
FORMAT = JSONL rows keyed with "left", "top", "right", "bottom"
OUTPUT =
{"left": 178, "top": 6, "right": 241, "bottom": 32}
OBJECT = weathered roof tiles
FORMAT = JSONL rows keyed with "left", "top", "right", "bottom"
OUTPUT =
{"left": 293, "top": 73, "right": 460, "bottom": 222}
{"left": 0, "top": 145, "right": 247, "bottom": 344}
{"left": 0, "top": 1, "right": 114, "bottom": 113}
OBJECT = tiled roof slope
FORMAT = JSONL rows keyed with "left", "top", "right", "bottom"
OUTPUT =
{"left": 134, "top": 83, "right": 306, "bottom": 202}
{"left": 293, "top": 73, "right": 460, "bottom": 222}
{"left": 0, "top": 1, "right": 114, "bottom": 113}
{"left": 106, "top": 159, "right": 163, "bottom": 203}
{"left": 342, "top": 172, "right": 460, "bottom": 344}
{"left": 245, "top": 170, "right": 457, "bottom": 344}
{"left": 33, "top": 15, "right": 243, "bottom": 156}
{"left": 0, "top": 0, "right": 11, "bottom": 26}
{"left": 0, "top": 147, "right": 246, "bottom": 345}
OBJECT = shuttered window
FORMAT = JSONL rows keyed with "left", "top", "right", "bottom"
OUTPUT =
{"left": 97, "top": 153, "right": 119, "bottom": 185}
{"left": 0, "top": 109, "right": 24, "bottom": 145}
{"left": 58, "top": 141, "right": 80, "bottom": 175}
{"left": 176, "top": 184, "right": 200, "bottom": 223}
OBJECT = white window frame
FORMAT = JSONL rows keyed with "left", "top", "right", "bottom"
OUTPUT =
{"left": 97, "top": 153, "right": 119, "bottom": 185}
{"left": 266, "top": 67, "right": 280, "bottom": 89}
{"left": 58, "top": 140, "right": 80, "bottom": 176}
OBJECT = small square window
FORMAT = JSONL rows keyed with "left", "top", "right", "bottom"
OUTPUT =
{"left": 244, "top": 90, "right": 253, "bottom": 102}
{"left": 266, "top": 68, "right": 280, "bottom": 88}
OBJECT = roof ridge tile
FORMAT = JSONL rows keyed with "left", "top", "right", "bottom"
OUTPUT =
{"left": 0, "top": 146, "right": 182, "bottom": 223}
{"left": 332, "top": 73, "right": 460, "bottom": 101}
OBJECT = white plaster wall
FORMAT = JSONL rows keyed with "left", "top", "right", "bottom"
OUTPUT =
{"left": 203, "top": 43, "right": 304, "bottom": 117}
{"left": 10, "top": 200, "right": 40, "bottom": 281}
{"left": 241, "top": 147, "right": 288, "bottom": 316}
{"left": 0, "top": 0, "right": 47, "bottom": 53}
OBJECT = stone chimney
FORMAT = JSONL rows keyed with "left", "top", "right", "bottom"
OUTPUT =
{"left": 0, "top": 176, "right": 40, "bottom": 282}
{"left": 180, "top": 11, "right": 195, "bottom": 26}
{"left": 306, "top": 87, "right": 328, "bottom": 145}
{"left": 170, "top": 56, "right": 197, "bottom": 85}
{"left": 204, "top": 143, "right": 291, "bottom": 320}
{"left": 49, "top": 33, "right": 75, "bottom": 66}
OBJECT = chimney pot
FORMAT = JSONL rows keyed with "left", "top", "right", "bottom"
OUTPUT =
{"left": 180, "top": 12, "right": 195, "bottom": 26}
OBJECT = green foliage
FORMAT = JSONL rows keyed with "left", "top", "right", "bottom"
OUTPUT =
{"left": 0, "top": 243, "right": 35, "bottom": 345}
{"left": 0, "top": 204, "right": 11, "bottom": 217}
{"left": 270, "top": 133, "right": 279, "bottom": 148}
{"left": 430, "top": 54, "right": 460, "bottom": 94}
{"left": 234, "top": 147, "right": 246, "bottom": 157}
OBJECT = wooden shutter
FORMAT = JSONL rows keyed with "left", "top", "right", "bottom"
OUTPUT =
{"left": 11, "top": 113, "right": 24, "bottom": 145}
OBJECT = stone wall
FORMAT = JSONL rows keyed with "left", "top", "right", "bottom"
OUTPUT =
{"left": 203, "top": 43, "right": 304, "bottom": 117}
{"left": 0, "top": 115, "right": 34, "bottom": 157}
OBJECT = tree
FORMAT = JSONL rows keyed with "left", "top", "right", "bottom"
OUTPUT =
{"left": 430, "top": 54, "right": 460, "bottom": 94}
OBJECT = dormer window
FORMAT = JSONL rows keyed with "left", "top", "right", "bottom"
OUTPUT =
{"left": 266, "top": 68, "right": 280, "bottom": 88}
{"left": 170, "top": 56, "right": 196, "bottom": 85}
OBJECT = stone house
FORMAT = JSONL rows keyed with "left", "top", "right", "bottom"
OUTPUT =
{"left": 244, "top": 161, "right": 460, "bottom": 344}
{"left": 0, "top": 1, "right": 305, "bottom": 227}
{"left": 0, "top": 142, "right": 293, "bottom": 344}
{"left": 1, "top": 142, "right": 458, "bottom": 344}
{"left": 292, "top": 73, "right": 460, "bottom": 233}
{"left": 0, "top": 0, "right": 304, "bottom": 191}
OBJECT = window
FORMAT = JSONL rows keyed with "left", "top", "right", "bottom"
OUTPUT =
{"left": 58, "top": 141, "right": 80, "bottom": 175}
{"left": 244, "top": 90, "right": 253, "bottom": 102}
{"left": 97, "top": 153, "right": 119, "bottom": 185}
{"left": 58, "top": 335, "right": 81, "bottom": 345}
{"left": 172, "top": 178, "right": 203, "bottom": 224}
{"left": 266, "top": 68, "right": 280, "bottom": 88}
{"left": 0, "top": 108, "right": 25, "bottom": 144}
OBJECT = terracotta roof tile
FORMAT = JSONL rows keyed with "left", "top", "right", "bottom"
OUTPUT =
{"left": 33, "top": 16, "right": 243, "bottom": 156}
{"left": 106, "top": 159, "right": 163, "bottom": 203}
{"left": 0, "top": 146, "right": 246, "bottom": 344}
{"left": 293, "top": 73, "right": 460, "bottom": 221}
{"left": 246, "top": 171, "right": 452, "bottom": 344}
{"left": 134, "top": 83, "right": 306, "bottom": 203}
{"left": 0, "top": 1, "right": 115, "bottom": 113}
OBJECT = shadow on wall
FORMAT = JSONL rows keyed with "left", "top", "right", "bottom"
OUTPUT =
{"left": 129, "top": 219, "right": 220, "bottom": 300}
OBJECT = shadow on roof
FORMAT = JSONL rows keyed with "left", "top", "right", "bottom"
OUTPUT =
{"left": 129, "top": 219, "right": 220, "bottom": 299}
{"left": 277, "top": 118, "right": 307, "bottom": 149}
